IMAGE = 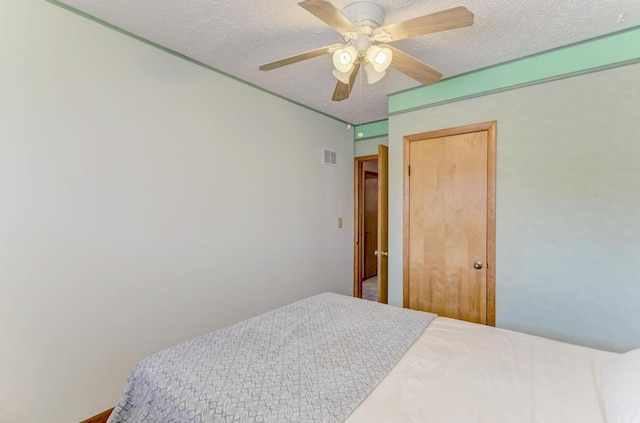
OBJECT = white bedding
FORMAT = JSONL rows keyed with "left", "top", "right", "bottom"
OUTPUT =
{"left": 346, "top": 317, "right": 619, "bottom": 423}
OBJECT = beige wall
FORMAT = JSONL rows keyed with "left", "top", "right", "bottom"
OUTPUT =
{"left": 0, "top": 2, "right": 353, "bottom": 422}
{"left": 388, "top": 63, "right": 640, "bottom": 352}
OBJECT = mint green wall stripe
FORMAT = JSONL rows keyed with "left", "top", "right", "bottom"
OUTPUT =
{"left": 354, "top": 120, "right": 389, "bottom": 140}
{"left": 46, "top": 0, "right": 348, "bottom": 126}
{"left": 389, "top": 26, "right": 640, "bottom": 115}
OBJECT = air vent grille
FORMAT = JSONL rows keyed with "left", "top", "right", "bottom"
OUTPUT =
{"left": 322, "top": 148, "right": 337, "bottom": 166}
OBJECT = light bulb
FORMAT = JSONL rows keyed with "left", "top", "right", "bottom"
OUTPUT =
{"left": 366, "top": 45, "right": 392, "bottom": 73}
{"left": 332, "top": 46, "right": 358, "bottom": 73}
{"left": 339, "top": 51, "right": 352, "bottom": 65}
{"left": 374, "top": 51, "right": 387, "bottom": 65}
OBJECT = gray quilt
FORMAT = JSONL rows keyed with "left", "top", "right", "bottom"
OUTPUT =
{"left": 107, "top": 293, "right": 436, "bottom": 423}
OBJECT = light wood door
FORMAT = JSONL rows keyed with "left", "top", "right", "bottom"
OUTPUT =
{"left": 377, "top": 145, "right": 389, "bottom": 304}
{"left": 363, "top": 171, "right": 378, "bottom": 279}
{"left": 404, "top": 122, "right": 495, "bottom": 325}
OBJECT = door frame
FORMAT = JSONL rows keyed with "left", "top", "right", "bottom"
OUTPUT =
{"left": 353, "top": 154, "right": 378, "bottom": 298}
{"left": 403, "top": 121, "right": 497, "bottom": 325}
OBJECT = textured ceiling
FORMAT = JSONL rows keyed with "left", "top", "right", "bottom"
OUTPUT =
{"left": 59, "top": 0, "right": 640, "bottom": 124}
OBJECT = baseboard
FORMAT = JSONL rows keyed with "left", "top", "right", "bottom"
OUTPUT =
{"left": 79, "top": 408, "right": 114, "bottom": 423}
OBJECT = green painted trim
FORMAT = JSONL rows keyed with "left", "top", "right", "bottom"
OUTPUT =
{"left": 354, "top": 119, "right": 389, "bottom": 141}
{"left": 46, "top": 0, "right": 349, "bottom": 126}
{"left": 389, "top": 26, "right": 640, "bottom": 115}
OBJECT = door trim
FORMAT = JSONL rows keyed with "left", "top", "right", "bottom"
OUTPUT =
{"left": 403, "top": 121, "right": 497, "bottom": 326}
{"left": 354, "top": 154, "right": 378, "bottom": 298}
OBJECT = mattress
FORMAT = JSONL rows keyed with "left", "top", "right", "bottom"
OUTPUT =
{"left": 109, "top": 295, "right": 620, "bottom": 422}
{"left": 346, "top": 317, "right": 619, "bottom": 423}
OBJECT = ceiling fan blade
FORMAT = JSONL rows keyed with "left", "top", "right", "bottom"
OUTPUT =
{"left": 332, "top": 61, "right": 361, "bottom": 101}
{"left": 259, "top": 44, "right": 339, "bottom": 71}
{"left": 373, "top": 6, "right": 473, "bottom": 42}
{"left": 383, "top": 45, "right": 443, "bottom": 85}
{"left": 298, "top": 0, "right": 356, "bottom": 34}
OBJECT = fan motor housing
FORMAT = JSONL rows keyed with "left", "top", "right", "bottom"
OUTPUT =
{"left": 342, "top": 2, "right": 385, "bottom": 29}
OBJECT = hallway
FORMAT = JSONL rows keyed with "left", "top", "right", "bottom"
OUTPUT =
{"left": 362, "top": 276, "right": 377, "bottom": 302}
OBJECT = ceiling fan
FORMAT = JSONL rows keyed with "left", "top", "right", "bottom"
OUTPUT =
{"left": 259, "top": 0, "right": 474, "bottom": 101}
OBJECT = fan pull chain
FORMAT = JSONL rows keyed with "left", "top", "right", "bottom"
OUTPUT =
{"left": 348, "top": 80, "right": 354, "bottom": 127}
{"left": 359, "top": 65, "right": 364, "bottom": 125}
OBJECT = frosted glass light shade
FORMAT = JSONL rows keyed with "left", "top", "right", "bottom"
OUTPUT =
{"left": 366, "top": 46, "right": 392, "bottom": 72}
{"left": 364, "top": 62, "right": 386, "bottom": 84}
{"left": 332, "top": 69, "right": 352, "bottom": 84}
{"left": 332, "top": 46, "right": 358, "bottom": 73}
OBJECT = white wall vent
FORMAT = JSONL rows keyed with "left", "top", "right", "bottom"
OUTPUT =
{"left": 322, "top": 148, "right": 337, "bottom": 166}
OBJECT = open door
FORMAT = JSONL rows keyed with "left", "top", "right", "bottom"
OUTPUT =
{"left": 376, "top": 145, "right": 389, "bottom": 304}
{"left": 363, "top": 171, "right": 378, "bottom": 280}
{"left": 354, "top": 147, "right": 388, "bottom": 302}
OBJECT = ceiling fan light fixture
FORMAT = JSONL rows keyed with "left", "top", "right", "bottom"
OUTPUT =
{"left": 364, "top": 62, "right": 386, "bottom": 84}
{"left": 366, "top": 45, "right": 392, "bottom": 72}
{"left": 260, "top": 1, "right": 468, "bottom": 103}
{"left": 332, "top": 46, "right": 358, "bottom": 73}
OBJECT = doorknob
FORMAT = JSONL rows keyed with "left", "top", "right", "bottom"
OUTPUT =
{"left": 473, "top": 262, "right": 483, "bottom": 269}
{"left": 374, "top": 250, "right": 388, "bottom": 257}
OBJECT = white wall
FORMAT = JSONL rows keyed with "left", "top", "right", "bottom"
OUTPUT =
{"left": 0, "top": 2, "right": 353, "bottom": 422}
{"left": 355, "top": 136, "right": 388, "bottom": 157}
{"left": 388, "top": 63, "right": 640, "bottom": 353}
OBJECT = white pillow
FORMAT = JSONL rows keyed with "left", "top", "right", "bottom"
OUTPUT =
{"left": 602, "top": 347, "right": 640, "bottom": 423}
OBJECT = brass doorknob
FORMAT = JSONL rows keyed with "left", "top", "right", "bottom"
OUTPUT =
{"left": 473, "top": 262, "right": 483, "bottom": 269}
{"left": 374, "top": 250, "right": 388, "bottom": 257}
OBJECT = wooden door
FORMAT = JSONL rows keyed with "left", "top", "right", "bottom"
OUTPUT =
{"left": 377, "top": 144, "right": 389, "bottom": 304}
{"left": 404, "top": 122, "right": 495, "bottom": 325}
{"left": 363, "top": 171, "right": 378, "bottom": 279}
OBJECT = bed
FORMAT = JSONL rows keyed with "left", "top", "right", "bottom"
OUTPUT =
{"left": 106, "top": 293, "right": 640, "bottom": 423}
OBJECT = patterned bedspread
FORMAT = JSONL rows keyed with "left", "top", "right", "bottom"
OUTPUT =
{"left": 107, "top": 293, "right": 436, "bottom": 423}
